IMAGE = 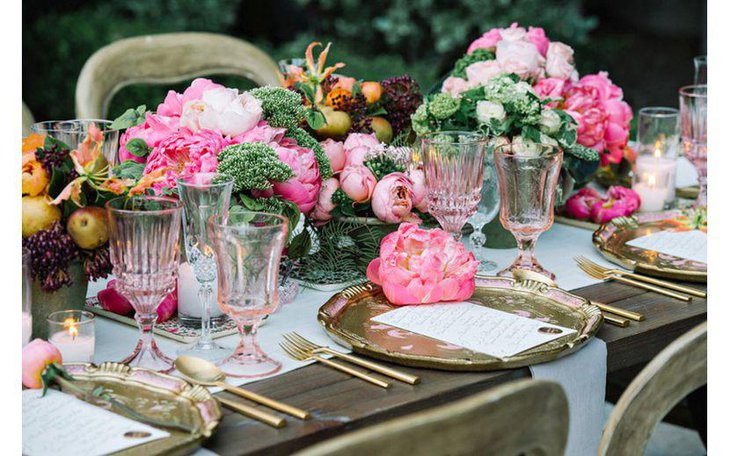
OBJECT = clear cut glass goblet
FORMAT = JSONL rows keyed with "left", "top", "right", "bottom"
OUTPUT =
{"left": 106, "top": 196, "right": 183, "bottom": 372}
{"left": 679, "top": 84, "right": 707, "bottom": 208}
{"left": 176, "top": 173, "right": 234, "bottom": 362}
{"left": 468, "top": 150, "right": 500, "bottom": 272}
{"left": 420, "top": 131, "right": 487, "bottom": 240}
{"left": 494, "top": 143, "right": 563, "bottom": 280}
{"left": 208, "top": 211, "right": 288, "bottom": 378}
{"left": 31, "top": 119, "right": 120, "bottom": 171}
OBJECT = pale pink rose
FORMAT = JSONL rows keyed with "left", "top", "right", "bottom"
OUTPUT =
{"left": 442, "top": 76, "right": 472, "bottom": 97}
{"left": 371, "top": 172, "right": 420, "bottom": 224}
{"left": 332, "top": 75, "right": 356, "bottom": 92}
{"left": 465, "top": 60, "right": 504, "bottom": 86}
{"left": 231, "top": 120, "right": 286, "bottom": 144}
{"left": 311, "top": 177, "right": 340, "bottom": 223}
{"left": 180, "top": 88, "right": 262, "bottom": 137}
{"left": 591, "top": 186, "right": 641, "bottom": 223}
{"left": 340, "top": 165, "right": 377, "bottom": 203}
{"left": 496, "top": 39, "right": 544, "bottom": 80}
{"left": 526, "top": 26, "right": 550, "bottom": 56}
{"left": 119, "top": 113, "right": 179, "bottom": 163}
{"left": 271, "top": 139, "right": 321, "bottom": 214}
{"left": 321, "top": 138, "right": 346, "bottom": 173}
{"left": 533, "top": 77, "right": 567, "bottom": 101}
{"left": 156, "top": 78, "right": 224, "bottom": 118}
{"left": 343, "top": 133, "right": 382, "bottom": 167}
{"left": 545, "top": 42, "right": 577, "bottom": 80}
{"left": 407, "top": 168, "right": 428, "bottom": 212}
{"left": 564, "top": 187, "right": 602, "bottom": 220}
{"left": 22, "top": 339, "right": 62, "bottom": 389}
{"left": 366, "top": 223, "right": 479, "bottom": 305}
{"left": 467, "top": 28, "right": 503, "bottom": 53}
{"left": 500, "top": 23, "right": 527, "bottom": 41}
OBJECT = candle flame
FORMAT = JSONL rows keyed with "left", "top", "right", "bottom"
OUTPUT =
{"left": 648, "top": 174, "right": 657, "bottom": 187}
{"left": 653, "top": 140, "right": 662, "bottom": 158}
{"left": 64, "top": 317, "right": 79, "bottom": 340}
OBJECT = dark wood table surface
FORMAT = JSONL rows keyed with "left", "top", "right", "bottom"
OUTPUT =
{"left": 204, "top": 280, "right": 707, "bottom": 456}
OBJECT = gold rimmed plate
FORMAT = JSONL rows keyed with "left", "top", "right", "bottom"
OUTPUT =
{"left": 317, "top": 277, "right": 603, "bottom": 371}
{"left": 593, "top": 209, "right": 707, "bottom": 283}
{"left": 62, "top": 362, "right": 222, "bottom": 455}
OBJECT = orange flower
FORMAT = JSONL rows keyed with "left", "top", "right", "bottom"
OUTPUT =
{"left": 100, "top": 177, "right": 134, "bottom": 195}
{"left": 22, "top": 133, "right": 45, "bottom": 154}
{"left": 128, "top": 167, "right": 169, "bottom": 196}
{"left": 305, "top": 42, "right": 345, "bottom": 83}
{"left": 325, "top": 87, "right": 352, "bottom": 109}
{"left": 22, "top": 153, "right": 49, "bottom": 196}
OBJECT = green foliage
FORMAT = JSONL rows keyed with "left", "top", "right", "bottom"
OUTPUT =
{"left": 250, "top": 86, "right": 307, "bottom": 129}
{"left": 111, "top": 105, "right": 147, "bottom": 130}
{"left": 113, "top": 160, "right": 146, "bottom": 180}
{"left": 217, "top": 143, "right": 294, "bottom": 192}
{"left": 235, "top": 194, "right": 301, "bottom": 244}
{"left": 451, "top": 49, "right": 495, "bottom": 79}
{"left": 364, "top": 155, "right": 405, "bottom": 180}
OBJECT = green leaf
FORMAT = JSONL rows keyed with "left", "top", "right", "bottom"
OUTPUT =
{"left": 522, "top": 125, "right": 541, "bottom": 143}
{"left": 295, "top": 82, "right": 317, "bottom": 104}
{"left": 110, "top": 105, "right": 147, "bottom": 130}
{"left": 287, "top": 229, "right": 312, "bottom": 259}
{"left": 306, "top": 109, "right": 327, "bottom": 130}
{"left": 367, "top": 106, "right": 388, "bottom": 117}
{"left": 114, "top": 160, "right": 145, "bottom": 180}
{"left": 43, "top": 135, "right": 72, "bottom": 151}
{"left": 125, "top": 138, "right": 151, "bottom": 157}
{"left": 238, "top": 193, "right": 265, "bottom": 211}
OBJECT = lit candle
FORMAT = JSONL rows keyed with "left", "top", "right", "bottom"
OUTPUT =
{"left": 634, "top": 174, "right": 670, "bottom": 212}
{"left": 22, "top": 311, "right": 32, "bottom": 346}
{"left": 633, "top": 153, "right": 677, "bottom": 212}
{"left": 47, "top": 313, "right": 95, "bottom": 363}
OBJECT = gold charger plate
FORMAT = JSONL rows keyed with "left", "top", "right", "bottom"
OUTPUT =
{"left": 317, "top": 277, "right": 603, "bottom": 371}
{"left": 62, "top": 362, "right": 222, "bottom": 456}
{"left": 593, "top": 209, "right": 707, "bottom": 283}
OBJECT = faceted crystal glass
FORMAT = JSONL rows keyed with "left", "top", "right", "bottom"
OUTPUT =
{"left": 106, "top": 196, "right": 182, "bottom": 372}
{"left": 176, "top": 173, "right": 234, "bottom": 362}
{"left": 679, "top": 85, "right": 708, "bottom": 208}
{"left": 420, "top": 131, "right": 487, "bottom": 240}
{"left": 494, "top": 143, "right": 563, "bottom": 280}
{"left": 208, "top": 211, "right": 288, "bottom": 378}
{"left": 31, "top": 119, "right": 120, "bottom": 170}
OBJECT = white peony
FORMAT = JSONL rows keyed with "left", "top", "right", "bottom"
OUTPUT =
{"left": 476, "top": 100, "right": 506, "bottom": 124}
{"left": 180, "top": 88, "right": 263, "bottom": 137}
{"left": 539, "top": 109, "right": 562, "bottom": 134}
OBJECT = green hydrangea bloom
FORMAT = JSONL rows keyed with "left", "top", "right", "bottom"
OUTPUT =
{"left": 250, "top": 86, "right": 306, "bottom": 129}
{"left": 566, "top": 144, "right": 600, "bottom": 162}
{"left": 411, "top": 103, "right": 432, "bottom": 136}
{"left": 286, "top": 127, "right": 333, "bottom": 179}
{"left": 217, "top": 142, "right": 294, "bottom": 192}
{"left": 428, "top": 93, "right": 460, "bottom": 120}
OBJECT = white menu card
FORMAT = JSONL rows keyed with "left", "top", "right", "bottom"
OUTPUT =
{"left": 626, "top": 229, "right": 707, "bottom": 264}
{"left": 371, "top": 302, "right": 576, "bottom": 359}
{"left": 23, "top": 389, "right": 170, "bottom": 456}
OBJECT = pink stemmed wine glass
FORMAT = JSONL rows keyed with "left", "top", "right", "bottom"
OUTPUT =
{"left": 106, "top": 196, "right": 183, "bottom": 372}
{"left": 420, "top": 131, "right": 487, "bottom": 240}
{"left": 493, "top": 143, "right": 563, "bottom": 280}
{"left": 207, "top": 211, "right": 288, "bottom": 378}
{"left": 679, "top": 84, "right": 707, "bottom": 208}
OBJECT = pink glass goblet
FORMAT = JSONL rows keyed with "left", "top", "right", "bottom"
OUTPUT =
{"left": 207, "top": 211, "right": 288, "bottom": 378}
{"left": 420, "top": 131, "right": 487, "bottom": 240}
{"left": 679, "top": 84, "right": 707, "bottom": 208}
{"left": 106, "top": 196, "right": 183, "bottom": 372}
{"left": 494, "top": 143, "right": 563, "bottom": 280}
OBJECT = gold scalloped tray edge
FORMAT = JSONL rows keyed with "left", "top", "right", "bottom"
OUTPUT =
{"left": 317, "top": 278, "right": 603, "bottom": 371}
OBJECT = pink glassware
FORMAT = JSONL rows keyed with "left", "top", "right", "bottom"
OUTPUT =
{"left": 494, "top": 143, "right": 563, "bottom": 280}
{"left": 679, "top": 84, "right": 707, "bottom": 208}
{"left": 106, "top": 196, "right": 183, "bottom": 372}
{"left": 207, "top": 211, "right": 288, "bottom": 378}
{"left": 420, "top": 131, "right": 487, "bottom": 240}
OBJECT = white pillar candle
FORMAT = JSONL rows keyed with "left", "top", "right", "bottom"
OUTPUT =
{"left": 50, "top": 331, "right": 95, "bottom": 362}
{"left": 634, "top": 180, "right": 670, "bottom": 212}
{"left": 22, "top": 312, "right": 32, "bottom": 347}
{"left": 634, "top": 155, "right": 677, "bottom": 205}
{"left": 177, "top": 262, "right": 223, "bottom": 318}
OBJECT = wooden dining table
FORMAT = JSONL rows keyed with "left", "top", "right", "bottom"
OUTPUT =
{"left": 203, "top": 279, "right": 707, "bottom": 456}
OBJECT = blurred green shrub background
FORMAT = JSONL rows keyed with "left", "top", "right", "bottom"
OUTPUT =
{"left": 23, "top": 0, "right": 705, "bottom": 121}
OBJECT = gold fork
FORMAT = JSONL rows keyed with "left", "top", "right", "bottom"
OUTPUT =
{"left": 574, "top": 257, "right": 692, "bottom": 302}
{"left": 279, "top": 340, "right": 391, "bottom": 389}
{"left": 283, "top": 332, "right": 420, "bottom": 385}
{"left": 574, "top": 256, "right": 706, "bottom": 299}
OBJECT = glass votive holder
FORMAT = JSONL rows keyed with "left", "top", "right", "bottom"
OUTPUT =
{"left": 47, "top": 310, "right": 95, "bottom": 363}
{"left": 634, "top": 107, "right": 679, "bottom": 207}
{"left": 22, "top": 248, "right": 32, "bottom": 347}
{"left": 633, "top": 168, "right": 675, "bottom": 212}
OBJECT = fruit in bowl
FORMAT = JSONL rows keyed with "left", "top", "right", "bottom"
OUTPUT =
{"left": 67, "top": 206, "right": 109, "bottom": 250}
{"left": 22, "top": 195, "right": 61, "bottom": 237}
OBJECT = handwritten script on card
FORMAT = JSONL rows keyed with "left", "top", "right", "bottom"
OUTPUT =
{"left": 23, "top": 389, "right": 169, "bottom": 456}
{"left": 371, "top": 302, "right": 576, "bottom": 359}
{"left": 626, "top": 229, "right": 707, "bottom": 264}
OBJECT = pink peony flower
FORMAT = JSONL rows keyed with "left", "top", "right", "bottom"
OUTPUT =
{"left": 343, "top": 133, "right": 382, "bottom": 167}
{"left": 271, "top": 139, "right": 321, "bottom": 214}
{"left": 500, "top": 23, "right": 527, "bottom": 41}
{"left": 564, "top": 187, "right": 602, "bottom": 220}
{"left": 156, "top": 288, "right": 178, "bottom": 323}
{"left": 533, "top": 77, "right": 568, "bottom": 100}
{"left": 143, "top": 127, "right": 231, "bottom": 192}
{"left": 340, "top": 165, "right": 377, "bottom": 203}
{"left": 156, "top": 78, "right": 224, "bottom": 118}
{"left": 467, "top": 28, "right": 503, "bottom": 54}
{"left": 407, "top": 168, "right": 429, "bottom": 212}
{"left": 371, "top": 172, "right": 421, "bottom": 224}
{"left": 366, "top": 223, "right": 479, "bottom": 305}
{"left": 119, "top": 113, "right": 179, "bottom": 163}
{"left": 590, "top": 186, "right": 641, "bottom": 224}
{"left": 98, "top": 279, "right": 177, "bottom": 323}
{"left": 465, "top": 60, "right": 504, "bottom": 87}
{"left": 526, "top": 26, "right": 550, "bottom": 56}
{"left": 545, "top": 42, "right": 577, "bottom": 80}
{"left": 311, "top": 177, "right": 340, "bottom": 223}
{"left": 321, "top": 138, "right": 346, "bottom": 173}
{"left": 442, "top": 76, "right": 472, "bottom": 97}
{"left": 496, "top": 39, "right": 544, "bottom": 80}
{"left": 22, "top": 339, "right": 63, "bottom": 389}
{"left": 180, "top": 88, "right": 262, "bottom": 137}
{"left": 231, "top": 120, "right": 286, "bottom": 144}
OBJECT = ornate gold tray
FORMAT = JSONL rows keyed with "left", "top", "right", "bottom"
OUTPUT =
{"left": 593, "top": 209, "right": 707, "bottom": 283}
{"left": 317, "top": 277, "right": 603, "bottom": 371}
{"left": 63, "top": 362, "right": 222, "bottom": 456}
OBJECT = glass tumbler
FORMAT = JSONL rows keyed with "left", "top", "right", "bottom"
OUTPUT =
{"left": 31, "top": 119, "right": 120, "bottom": 171}
{"left": 106, "top": 196, "right": 182, "bottom": 372}
{"left": 494, "top": 143, "right": 563, "bottom": 280}
{"left": 22, "top": 248, "right": 32, "bottom": 346}
{"left": 208, "top": 211, "right": 288, "bottom": 378}
{"left": 694, "top": 55, "right": 707, "bottom": 85}
{"left": 679, "top": 85, "right": 708, "bottom": 208}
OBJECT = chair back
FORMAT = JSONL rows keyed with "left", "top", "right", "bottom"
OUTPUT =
{"left": 75, "top": 32, "right": 282, "bottom": 118}
{"left": 598, "top": 322, "right": 707, "bottom": 455}
{"left": 295, "top": 379, "right": 569, "bottom": 456}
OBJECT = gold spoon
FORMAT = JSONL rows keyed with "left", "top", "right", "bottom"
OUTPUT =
{"left": 511, "top": 269, "right": 640, "bottom": 325}
{"left": 174, "top": 356, "right": 310, "bottom": 420}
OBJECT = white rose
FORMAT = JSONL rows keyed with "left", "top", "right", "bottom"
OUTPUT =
{"left": 476, "top": 101, "right": 506, "bottom": 124}
{"left": 511, "top": 135, "right": 541, "bottom": 157}
{"left": 496, "top": 40, "right": 545, "bottom": 80}
{"left": 539, "top": 109, "right": 562, "bottom": 134}
{"left": 181, "top": 88, "right": 263, "bottom": 136}
{"left": 545, "top": 42, "right": 578, "bottom": 80}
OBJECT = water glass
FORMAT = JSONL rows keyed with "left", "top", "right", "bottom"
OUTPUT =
{"left": 31, "top": 119, "right": 120, "bottom": 171}
{"left": 176, "top": 173, "right": 234, "bottom": 362}
{"left": 679, "top": 85, "right": 708, "bottom": 208}
{"left": 694, "top": 55, "right": 707, "bottom": 85}
{"left": 106, "top": 196, "right": 183, "bottom": 372}
{"left": 208, "top": 211, "right": 288, "bottom": 378}
{"left": 22, "top": 248, "right": 32, "bottom": 346}
{"left": 468, "top": 152, "right": 500, "bottom": 272}
{"left": 420, "top": 131, "right": 487, "bottom": 240}
{"left": 494, "top": 143, "right": 563, "bottom": 280}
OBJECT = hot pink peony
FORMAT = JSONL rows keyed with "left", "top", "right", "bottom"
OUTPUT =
{"left": 467, "top": 28, "right": 503, "bottom": 53}
{"left": 343, "top": 133, "right": 382, "bottom": 167}
{"left": 533, "top": 77, "right": 568, "bottom": 100}
{"left": 321, "top": 138, "right": 346, "bottom": 173}
{"left": 590, "top": 186, "right": 641, "bottom": 224}
{"left": 366, "top": 223, "right": 479, "bottom": 305}
{"left": 97, "top": 279, "right": 178, "bottom": 323}
{"left": 526, "top": 26, "right": 550, "bottom": 57}
{"left": 119, "top": 113, "right": 179, "bottom": 163}
{"left": 22, "top": 339, "right": 63, "bottom": 389}
{"left": 271, "top": 139, "right": 321, "bottom": 214}
{"left": 371, "top": 172, "right": 420, "bottom": 224}
{"left": 564, "top": 187, "right": 602, "bottom": 220}
{"left": 231, "top": 120, "right": 286, "bottom": 144}
{"left": 311, "top": 177, "right": 340, "bottom": 223}
{"left": 340, "top": 165, "right": 377, "bottom": 203}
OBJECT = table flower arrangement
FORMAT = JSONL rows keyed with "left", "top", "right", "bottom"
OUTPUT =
{"left": 564, "top": 186, "right": 641, "bottom": 224}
